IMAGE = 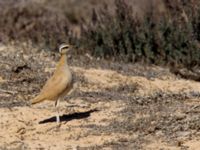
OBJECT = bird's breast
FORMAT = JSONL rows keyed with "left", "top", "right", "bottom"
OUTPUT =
{"left": 61, "top": 67, "right": 72, "bottom": 84}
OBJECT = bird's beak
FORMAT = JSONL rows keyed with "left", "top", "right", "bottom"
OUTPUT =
{"left": 69, "top": 45, "right": 74, "bottom": 52}
{"left": 70, "top": 45, "right": 75, "bottom": 49}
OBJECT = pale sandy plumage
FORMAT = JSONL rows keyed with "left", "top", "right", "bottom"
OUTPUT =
{"left": 31, "top": 44, "right": 73, "bottom": 123}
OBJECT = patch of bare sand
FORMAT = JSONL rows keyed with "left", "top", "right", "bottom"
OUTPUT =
{"left": 145, "top": 138, "right": 180, "bottom": 150}
{"left": 0, "top": 99, "right": 128, "bottom": 149}
{"left": 74, "top": 67, "right": 200, "bottom": 97}
{"left": 183, "top": 137, "right": 200, "bottom": 150}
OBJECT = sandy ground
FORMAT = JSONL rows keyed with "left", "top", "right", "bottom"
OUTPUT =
{"left": 0, "top": 44, "right": 200, "bottom": 149}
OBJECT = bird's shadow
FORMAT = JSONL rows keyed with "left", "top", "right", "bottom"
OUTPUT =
{"left": 39, "top": 109, "right": 99, "bottom": 124}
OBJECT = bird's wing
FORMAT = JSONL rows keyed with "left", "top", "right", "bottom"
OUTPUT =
{"left": 39, "top": 73, "right": 71, "bottom": 100}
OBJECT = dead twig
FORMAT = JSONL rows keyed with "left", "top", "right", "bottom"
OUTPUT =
{"left": 0, "top": 88, "right": 18, "bottom": 95}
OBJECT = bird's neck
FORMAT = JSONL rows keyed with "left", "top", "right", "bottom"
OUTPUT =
{"left": 57, "top": 54, "right": 69, "bottom": 69}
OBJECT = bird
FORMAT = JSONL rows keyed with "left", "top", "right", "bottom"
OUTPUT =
{"left": 31, "top": 44, "right": 73, "bottom": 124}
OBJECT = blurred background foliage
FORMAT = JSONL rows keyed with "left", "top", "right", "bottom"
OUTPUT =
{"left": 0, "top": 0, "right": 200, "bottom": 68}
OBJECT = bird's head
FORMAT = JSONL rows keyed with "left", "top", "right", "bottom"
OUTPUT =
{"left": 59, "top": 44, "right": 72, "bottom": 55}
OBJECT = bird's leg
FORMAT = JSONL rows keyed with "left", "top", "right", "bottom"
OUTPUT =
{"left": 55, "top": 99, "right": 60, "bottom": 124}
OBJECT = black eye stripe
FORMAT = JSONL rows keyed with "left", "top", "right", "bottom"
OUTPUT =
{"left": 61, "top": 46, "right": 69, "bottom": 49}
{"left": 59, "top": 44, "right": 70, "bottom": 52}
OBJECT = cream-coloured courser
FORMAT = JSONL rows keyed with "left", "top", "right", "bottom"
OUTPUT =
{"left": 31, "top": 44, "right": 73, "bottom": 123}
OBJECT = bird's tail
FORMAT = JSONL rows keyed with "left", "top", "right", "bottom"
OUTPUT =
{"left": 31, "top": 95, "right": 45, "bottom": 105}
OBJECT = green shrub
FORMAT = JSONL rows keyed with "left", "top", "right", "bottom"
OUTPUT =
{"left": 80, "top": 0, "right": 200, "bottom": 68}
